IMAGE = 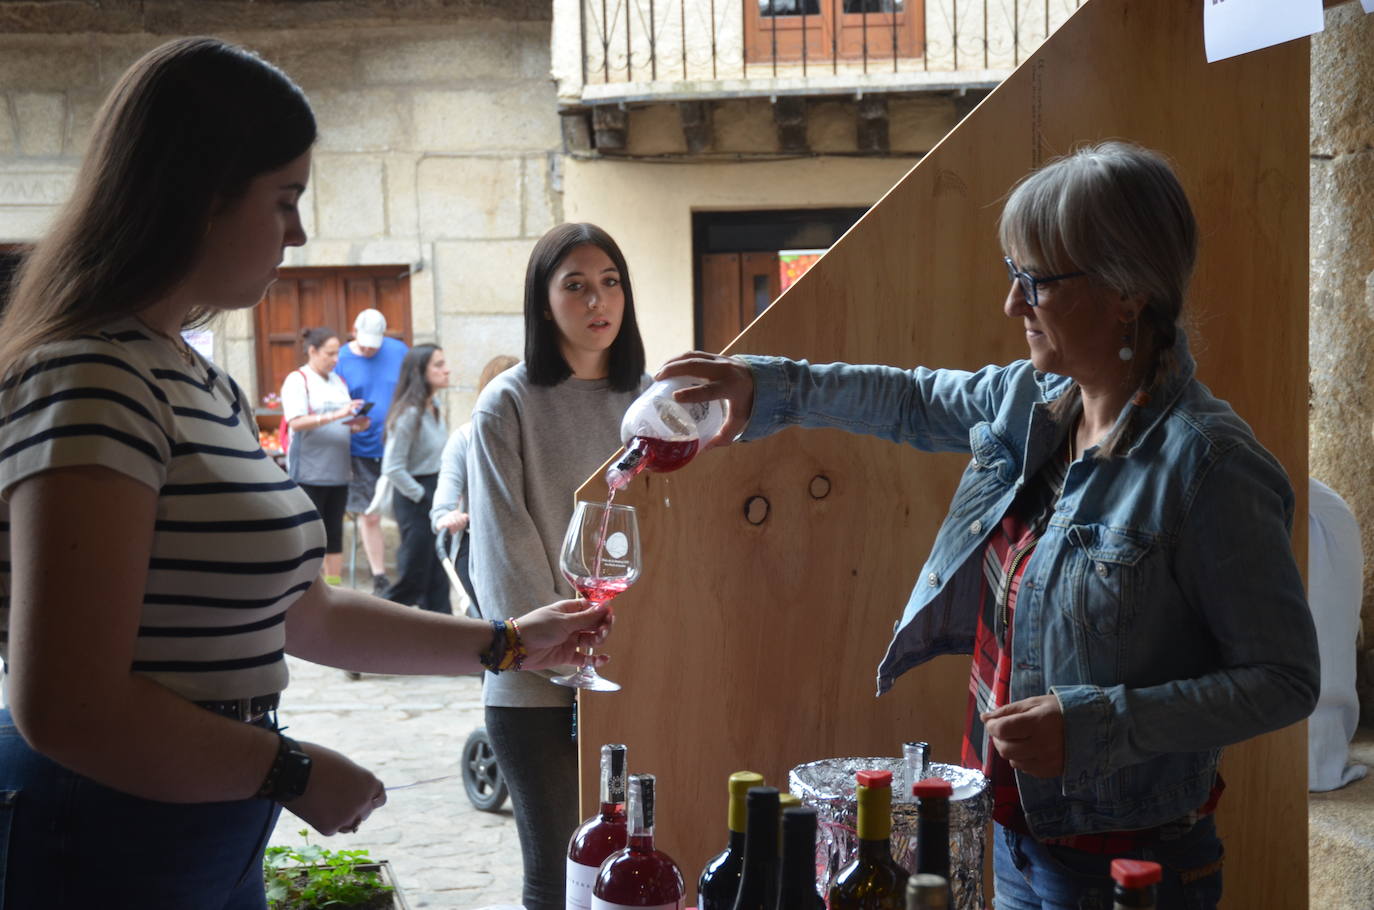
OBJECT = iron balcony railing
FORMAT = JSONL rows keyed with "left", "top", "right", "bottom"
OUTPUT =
{"left": 579, "top": 0, "right": 1086, "bottom": 93}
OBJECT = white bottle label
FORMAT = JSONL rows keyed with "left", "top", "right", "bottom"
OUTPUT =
{"left": 590, "top": 901, "right": 682, "bottom": 910}
{"left": 567, "top": 858, "right": 601, "bottom": 910}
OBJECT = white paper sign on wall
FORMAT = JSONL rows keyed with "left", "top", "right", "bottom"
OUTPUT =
{"left": 1204, "top": 0, "right": 1325, "bottom": 63}
{"left": 1363, "top": 0, "right": 1373, "bottom": 16}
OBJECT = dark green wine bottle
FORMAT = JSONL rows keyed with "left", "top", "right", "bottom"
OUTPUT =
{"left": 827, "top": 770, "right": 909, "bottom": 910}
{"left": 729, "top": 786, "right": 780, "bottom": 910}
{"left": 775, "top": 806, "right": 825, "bottom": 910}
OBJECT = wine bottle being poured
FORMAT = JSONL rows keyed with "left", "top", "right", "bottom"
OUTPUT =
{"left": 606, "top": 376, "right": 726, "bottom": 491}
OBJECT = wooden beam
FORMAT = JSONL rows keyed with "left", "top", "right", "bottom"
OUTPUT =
{"left": 772, "top": 96, "right": 809, "bottom": 154}
{"left": 856, "top": 96, "right": 890, "bottom": 154}
{"left": 678, "top": 101, "right": 713, "bottom": 154}
{"left": 591, "top": 105, "right": 627, "bottom": 152}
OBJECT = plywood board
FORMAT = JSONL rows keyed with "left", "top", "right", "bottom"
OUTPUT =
{"left": 577, "top": 1, "right": 1309, "bottom": 906}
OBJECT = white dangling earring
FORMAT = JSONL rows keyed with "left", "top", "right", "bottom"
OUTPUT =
{"left": 1119, "top": 321, "right": 1136, "bottom": 361}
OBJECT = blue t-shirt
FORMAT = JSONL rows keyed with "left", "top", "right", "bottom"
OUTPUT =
{"left": 335, "top": 337, "right": 409, "bottom": 457}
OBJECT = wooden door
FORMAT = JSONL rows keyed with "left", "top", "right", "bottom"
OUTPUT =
{"left": 746, "top": 0, "right": 923, "bottom": 64}
{"left": 580, "top": 1, "right": 1311, "bottom": 907}
{"left": 746, "top": 0, "right": 835, "bottom": 64}
{"left": 700, "top": 252, "right": 781, "bottom": 354}
{"left": 836, "top": 0, "right": 924, "bottom": 60}
{"left": 253, "top": 265, "right": 412, "bottom": 405}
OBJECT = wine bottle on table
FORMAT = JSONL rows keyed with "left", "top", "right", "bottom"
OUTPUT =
{"left": 567, "top": 744, "right": 629, "bottom": 910}
{"left": 912, "top": 776, "right": 953, "bottom": 906}
{"left": 828, "top": 769, "right": 910, "bottom": 910}
{"left": 775, "top": 806, "right": 825, "bottom": 910}
{"left": 697, "top": 771, "right": 764, "bottom": 910}
{"left": 1111, "top": 859, "right": 1161, "bottom": 910}
{"left": 593, "top": 774, "right": 685, "bottom": 910}
{"left": 905, "top": 874, "right": 950, "bottom": 909}
{"left": 729, "top": 786, "right": 780, "bottom": 910}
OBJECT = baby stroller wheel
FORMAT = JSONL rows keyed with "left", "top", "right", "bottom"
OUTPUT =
{"left": 462, "top": 727, "right": 508, "bottom": 812}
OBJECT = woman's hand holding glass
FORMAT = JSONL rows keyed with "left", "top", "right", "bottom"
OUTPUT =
{"left": 514, "top": 598, "right": 615, "bottom": 672}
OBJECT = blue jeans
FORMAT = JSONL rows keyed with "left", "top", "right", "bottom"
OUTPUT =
{"left": 0, "top": 708, "right": 282, "bottom": 910}
{"left": 994, "top": 819, "right": 1223, "bottom": 910}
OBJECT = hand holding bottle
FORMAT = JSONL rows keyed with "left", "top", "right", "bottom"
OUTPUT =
{"left": 655, "top": 352, "right": 755, "bottom": 450}
{"left": 514, "top": 598, "right": 613, "bottom": 671}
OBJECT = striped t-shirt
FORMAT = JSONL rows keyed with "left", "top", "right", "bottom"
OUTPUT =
{"left": 0, "top": 318, "right": 324, "bottom": 701}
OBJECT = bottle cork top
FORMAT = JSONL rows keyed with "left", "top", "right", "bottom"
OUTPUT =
{"left": 1111, "top": 859, "right": 1162, "bottom": 888}
{"left": 913, "top": 777, "right": 953, "bottom": 799}
{"left": 856, "top": 769, "right": 893, "bottom": 789}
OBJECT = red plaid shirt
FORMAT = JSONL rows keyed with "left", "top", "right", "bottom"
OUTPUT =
{"left": 961, "top": 448, "right": 1222, "bottom": 854}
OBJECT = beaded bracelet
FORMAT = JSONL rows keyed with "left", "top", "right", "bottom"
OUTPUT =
{"left": 505, "top": 618, "right": 528, "bottom": 671}
{"left": 479, "top": 620, "right": 508, "bottom": 673}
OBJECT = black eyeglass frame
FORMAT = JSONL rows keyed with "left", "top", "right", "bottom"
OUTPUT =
{"left": 1003, "top": 256, "right": 1089, "bottom": 308}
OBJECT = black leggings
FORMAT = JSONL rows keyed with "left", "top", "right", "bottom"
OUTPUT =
{"left": 299, "top": 483, "right": 348, "bottom": 554}
{"left": 484, "top": 705, "right": 579, "bottom": 910}
{"left": 385, "top": 474, "right": 450, "bottom": 614}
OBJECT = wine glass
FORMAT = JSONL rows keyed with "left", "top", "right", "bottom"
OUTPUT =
{"left": 552, "top": 500, "right": 641, "bottom": 692}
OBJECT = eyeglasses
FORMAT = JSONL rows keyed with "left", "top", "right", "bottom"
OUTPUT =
{"left": 1003, "top": 256, "right": 1089, "bottom": 308}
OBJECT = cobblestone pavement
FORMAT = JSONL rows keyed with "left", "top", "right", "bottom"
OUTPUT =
{"left": 269, "top": 655, "right": 525, "bottom": 910}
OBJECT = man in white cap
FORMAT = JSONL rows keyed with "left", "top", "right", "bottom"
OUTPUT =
{"left": 335, "top": 308, "right": 409, "bottom": 595}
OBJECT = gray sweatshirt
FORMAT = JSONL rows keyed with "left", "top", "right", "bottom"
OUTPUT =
{"left": 381, "top": 401, "right": 447, "bottom": 502}
{"left": 466, "top": 363, "right": 646, "bottom": 707}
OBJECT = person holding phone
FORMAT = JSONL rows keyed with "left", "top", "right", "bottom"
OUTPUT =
{"left": 281, "top": 326, "right": 367, "bottom": 585}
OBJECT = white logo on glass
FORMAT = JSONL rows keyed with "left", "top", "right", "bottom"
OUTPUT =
{"left": 605, "top": 532, "right": 629, "bottom": 559}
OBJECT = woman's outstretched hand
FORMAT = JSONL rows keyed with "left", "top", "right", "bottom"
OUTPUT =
{"left": 515, "top": 599, "right": 613, "bottom": 670}
{"left": 655, "top": 352, "right": 755, "bottom": 450}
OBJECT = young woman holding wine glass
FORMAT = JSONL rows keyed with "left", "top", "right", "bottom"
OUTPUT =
{"left": 466, "top": 222, "right": 649, "bottom": 910}
{"left": 0, "top": 38, "right": 612, "bottom": 908}
{"left": 660, "top": 143, "right": 1320, "bottom": 909}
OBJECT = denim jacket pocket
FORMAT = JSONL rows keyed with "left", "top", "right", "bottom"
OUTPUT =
{"left": 1063, "top": 524, "right": 1151, "bottom": 636}
{"left": 968, "top": 422, "right": 1016, "bottom": 483}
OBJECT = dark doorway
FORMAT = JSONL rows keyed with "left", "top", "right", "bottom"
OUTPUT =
{"left": 693, "top": 208, "right": 865, "bottom": 352}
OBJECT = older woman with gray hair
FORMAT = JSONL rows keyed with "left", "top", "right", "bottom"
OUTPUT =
{"left": 661, "top": 142, "right": 1319, "bottom": 909}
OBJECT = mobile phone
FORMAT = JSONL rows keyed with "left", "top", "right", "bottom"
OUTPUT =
{"left": 357, "top": 401, "right": 375, "bottom": 416}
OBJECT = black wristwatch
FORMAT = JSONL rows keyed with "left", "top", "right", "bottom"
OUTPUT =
{"left": 257, "top": 734, "right": 313, "bottom": 803}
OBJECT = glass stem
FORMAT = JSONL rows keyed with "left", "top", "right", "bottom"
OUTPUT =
{"left": 578, "top": 630, "right": 597, "bottom": 669}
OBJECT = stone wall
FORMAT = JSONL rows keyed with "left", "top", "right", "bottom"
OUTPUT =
{"left": 1309, "top": 2, "right": 1374, "bottom": 721}
{"left": 0, "top": 11, "right": 561, "bottom": 424}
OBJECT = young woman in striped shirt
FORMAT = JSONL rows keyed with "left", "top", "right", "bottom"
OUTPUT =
{"left": 0, "top": 37, "right": 610, "bottom": 909}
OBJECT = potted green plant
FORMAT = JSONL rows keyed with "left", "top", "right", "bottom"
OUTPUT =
{"left": 264, "top": 830, "right": 410, "bottom": 910}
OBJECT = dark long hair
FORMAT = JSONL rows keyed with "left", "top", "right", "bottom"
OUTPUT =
{"left": 386, "top": 344, "right": 442, "bottom": 433}
{"left": 0, "top": 37, "right": 315, "bottom": 376}
{"left": 523, "top": 223, "right": 645, "bottom": 392}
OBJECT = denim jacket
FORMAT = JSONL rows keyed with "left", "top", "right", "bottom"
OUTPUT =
{"left": 741, "top": 341, "right": 1319, "bottom": 837}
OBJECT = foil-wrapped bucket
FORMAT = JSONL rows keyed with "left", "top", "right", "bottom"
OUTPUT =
{"left": 789, "top": 757, "right": 988, "bottom": 910}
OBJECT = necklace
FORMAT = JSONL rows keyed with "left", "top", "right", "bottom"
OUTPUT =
{"left": 136, "top": 316, "right": 198, "bottom": 367}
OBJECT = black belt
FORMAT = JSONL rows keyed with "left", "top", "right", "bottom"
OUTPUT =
{"left": 194, "top": 693, "right": 280, "bottom": 723}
